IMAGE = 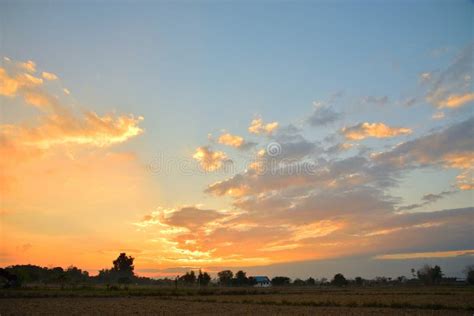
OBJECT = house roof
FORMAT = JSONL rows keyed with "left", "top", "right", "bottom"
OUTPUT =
{"left": 253, "top": 276, "right": 270, "bottom": 282}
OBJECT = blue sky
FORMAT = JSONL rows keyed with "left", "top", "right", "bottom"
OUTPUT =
{"left": 1, "top": 0, "right": 473, "bottom": 277}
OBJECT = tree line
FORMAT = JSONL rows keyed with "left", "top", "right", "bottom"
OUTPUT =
{"left": 1, "top": 253, "right": 473, "bottom": 288}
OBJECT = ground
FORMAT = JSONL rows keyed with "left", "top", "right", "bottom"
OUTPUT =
{"left": 0, "top": 286, "right": 473, "bottom": 315}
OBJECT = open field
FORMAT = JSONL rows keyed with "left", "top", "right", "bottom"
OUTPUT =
{"left": 1, "top": 286, "right": 473, "bottom": 315}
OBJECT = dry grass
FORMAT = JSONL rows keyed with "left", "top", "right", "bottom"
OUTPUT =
{"left": 0, "top": 297, "right": 471, "bottom": 315}
{"left": 0, "top": 286, "right": 473, "bottom": 315}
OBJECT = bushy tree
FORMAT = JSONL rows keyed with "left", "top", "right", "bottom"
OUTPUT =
{"left": 0, "top": 268, "right": 21, "bottom": 288}
{"left": 354, "top": 276, "right": 364, "bottom": 286}
{"left": 6, "top": 265, "right": 44, "bottom": 283}
{"left": 417, "top": 265, "right": 443, "bottom": 285}
{"left": 331, "top": 273, "right": 348, "bottom": 286}
{"left": 217, "top": 270, "right": 233, "bottom": 286}
{"left": 113, "top": 253, "right": 134, "bottom": 275}
{"left": 293, "top": 278, "right": 305, "bottom": 286}
{"left": 306, "top": 277, "right": 316, "bottom": 286}
{"left": 247, "top": 276, "right": 257, "bottom": 286}
{"left": 271, "top": 276, "right": 291, "bottom": 286}
{"left": 197, "top": 271, "right": 211, "bottom": 286}
{"left": 464, "top": 265, "right": 474, "bottom": 285}
{"left": 112, "top": 253, "right": 135, "bottom": 284}
{"left": 234, "top": 270, "right": 248, "bottom": 286}
{"left": 180, "top": 271, "right": 196, "bottom": 285}
{"left": 65, "top": 266, "right": 88, "bottom": 283}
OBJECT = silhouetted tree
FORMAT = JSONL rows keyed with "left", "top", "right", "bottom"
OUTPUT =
{"left": 112, "top": 253, "right": 135, "bottom": 284}
{"left": 234, "top": 270, "right": 248, "bottom": 286}
{"left": 293, "top": 278, "right": 305, "bottom": 286}
{"left": 0, "top": 268, "right": 21, "bottom": 288}
{"left": 271, "top": 276, "right": 291, "bottom": 286}
{"left": 417, "top": 265, "right": 443, "bottom": 285}
{"left": 354, "top": 276, "right": 364, "bottom": 286}
{"left": 197, "top": 270, "right": 211, "bottom": 286}
{"left": 47, "top": 267, "right": 65, "bottom": 284}
{"left": 331, "top": 273, "right": 347, "bottom": 286}
{"left": 217, "top": 270, "right": 233, "bottom": 286}
{"left": 375, "top": 276, "right": 389, "bottom": 284}
{"left": 97, "top": 269, "right": 113, "bottom": 283}
{"left": 247, "top": 276, "right": 257, "bottom": 286}
{"left": 113, "top": 253, "right": 134, "bottom": 275}
{"left": 65, "top": 266, "right": 88, "bottom": 284}
{"left": 305, "top": 277, "right": 316, "bottom": 286}
{"left": 464, "top": 265, "right": 474, "bottom": 285}
{"left": 180, "top": 271, "right": 196, "bottom": 284}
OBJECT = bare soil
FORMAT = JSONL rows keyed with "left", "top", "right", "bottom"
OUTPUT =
{"left": 0, "top": 296, "right": 471, "bottom": 315}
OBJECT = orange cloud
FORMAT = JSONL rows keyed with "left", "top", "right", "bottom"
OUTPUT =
{"left": 193, "top": 146, "right": 230, "bottom": 171}
{"left": 374, "top": 249, "right": 474, "bottom": 260}
{"left": 456, "top": 170, "right": 473, "bottom": 191}
{"left": 437, "top": 92, "right": 474, "bottom": 108}
{"left": 248, "top": 118, "right": 279, "bottom": 135}
{"left": 23, "top": 90, "right": 57, "bottom": 109}
{"left": 0, "top": 58, "right": 146, "bottom": 200}
{"left": 0, "top": 68, "right": 43, "bottom": 97}
{"left": 443, "top": 152, "right": 474, "bottom": 169}
{"left": 18, "top": 60, "right": 36, "bottom": 73}
{"left": 342, "top": 122, "right": 412, "bottom": 140}
{"left": 41, "top": 71, "right": 58, "bottom": 81}
{"left": 441, "top": 152, "right": 473, "bottom": 190}
{"left": 1, "top": 112, "right": 144, "bottom": 149}
{"left": 218, "top": 133, "right": 245, "bottom": 148}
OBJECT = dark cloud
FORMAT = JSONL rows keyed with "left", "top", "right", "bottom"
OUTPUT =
{"left": 361, "top": 95, "right": 389, "bottom": 106}
{"left": 306, "top": 103, "right": 342, "bottom": 127}
{"left": 374, "top": 117, "right": 474, "bottom": 170}
{"left": 425, "top": 43, "right": 473, "bottom": 108}
{"left": 164, "top": 207, "right": 226, "bottom": 229}
{"left": 397, "top": 190, "right": 457, "bottom": 211}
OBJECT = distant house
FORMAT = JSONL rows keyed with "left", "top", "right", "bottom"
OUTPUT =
{"left": 252, "top": 276, "right": 271, "bottom": 287}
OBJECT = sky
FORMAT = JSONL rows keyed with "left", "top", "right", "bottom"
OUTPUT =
{"left": 0, "top": 0, "right": 473, "bottom": 279}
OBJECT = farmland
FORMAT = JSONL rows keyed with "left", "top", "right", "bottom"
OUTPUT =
{"left": 1, "top": 285, "right": 473, "bottom": 315}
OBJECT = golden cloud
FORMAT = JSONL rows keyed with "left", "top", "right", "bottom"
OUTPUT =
{"left": 0, "top": 68, "right": 43, "bottom": 97}
{"left": 437, "top": 92, "right": 474, "bottom": 108}
{"left": 443, "top": 152, "right": 474, "bottom": 169}
{"left": 342, "top": 122, "right": 412, "bottom": 140}
{"left": 2, "top": 112, "right": 144, "bottom": 149}
{"left": 18, "top": 60, "right": 36, "bottom": 73}
{"left": 42, "top": 71, "right": 58, "bottom": 81}
{"left": 441, "top": 152, "right": 473, "bottom": 190}
{"left": 1, "top": 59, "right": 144, "bottom": 150}
{"left": 248, "top": 118, "right": 279, "bottom": 135}
{"left": 0, "top": 58, "right": 146, "bottom": 199}
{"left": 217, "top": 133, "right": 245, "bottom": 148}
{"left": 193, "top": 146, "right": 230, "bottom": 171}
{"left": 23, "top": 91, "right": 57, "bottom": 109}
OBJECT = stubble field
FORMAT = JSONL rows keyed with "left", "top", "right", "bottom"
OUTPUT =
{"left": 0, "top": 286, "right": 473, "bottom": 315}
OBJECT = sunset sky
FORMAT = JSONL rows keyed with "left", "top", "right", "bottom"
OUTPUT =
{"left": 1, "top": 1, "right": 473, "bottom": 279}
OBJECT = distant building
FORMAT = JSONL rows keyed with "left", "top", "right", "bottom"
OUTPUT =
{"left": 252, "top": 276, "right": 271, "bottom": 287}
